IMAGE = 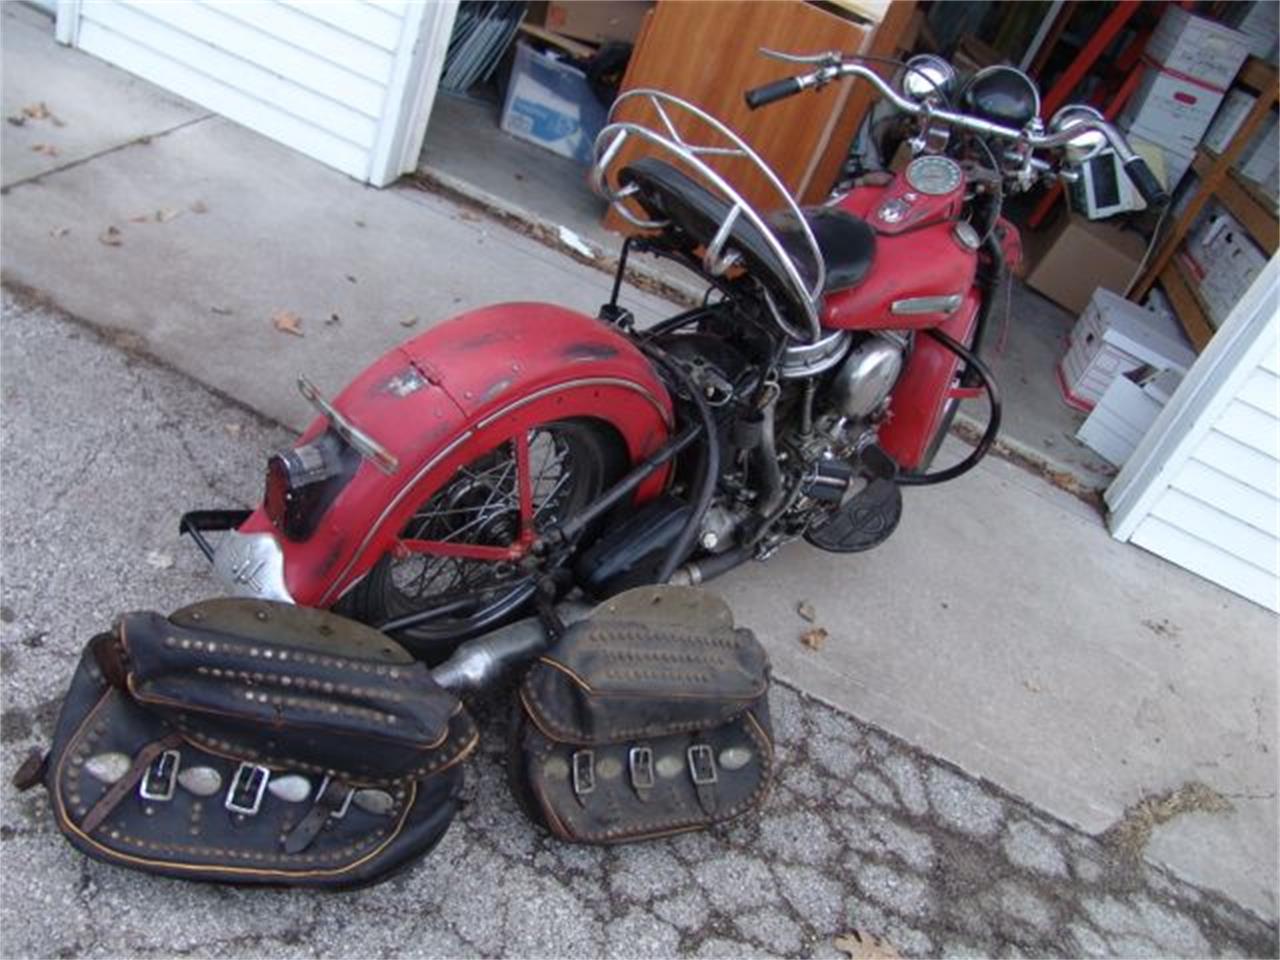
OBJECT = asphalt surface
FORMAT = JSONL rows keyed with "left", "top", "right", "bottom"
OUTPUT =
{"left": 1, "top": 288, "right": 1276, "bottom": 958}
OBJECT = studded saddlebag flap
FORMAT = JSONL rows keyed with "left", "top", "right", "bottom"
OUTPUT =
{"left": 509, "top": 586, "right": 774, "bottom": 844}
{"left": 19, "top": 599, "right": 477, "bottom": 888}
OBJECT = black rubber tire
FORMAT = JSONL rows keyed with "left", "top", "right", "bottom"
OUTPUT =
{"left": 340, "top": 418, "right": 625, "bottom": 661}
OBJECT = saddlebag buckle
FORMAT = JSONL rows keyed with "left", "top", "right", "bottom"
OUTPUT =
{"left": 571, "top": 750, "right": 596, "bottom": 797}
{"left": 628, "top": 746, "right": 655, "bottom": 792}
{"left": 139, "top": 749, "right": 180, "bottom": 801}
{"left": 224, "top": 762, "right": 270, "bottom": 815}
{"left": 687, "top": 744, "right": 718, "bottom": 785}
{"left": 315, "top": 776, "right": 354, "bottom": 820}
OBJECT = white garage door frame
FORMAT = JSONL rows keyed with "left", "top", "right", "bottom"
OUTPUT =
{"left": 54, "top": 0, "right": 458, "bottom": 187}
{"left": 1106, "top": 255, "right": 1280, "bottom": 609}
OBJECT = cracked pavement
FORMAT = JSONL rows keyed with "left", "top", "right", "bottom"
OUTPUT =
{"left": 1, "top": 289, "right": 1276, "bottom": 957}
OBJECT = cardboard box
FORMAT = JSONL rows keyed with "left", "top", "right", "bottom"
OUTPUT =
{"left": 1180, "top": 205, "right": 1269, "bottom": 326}
{"left": 544, "top": 2, "right": 651, "bottom": 45}
{"left": 1077, "top": 368, "right": 1183, "bottom": 466}
{"left": 500, "top": 42, "right": 608, "bottom": 164}
{"left": 1118, "top": 65, "right": 1227, "bottom": 155}
{"left": 1024, "top": 211, "right": 1149, "bottom": 316}
{"left": 1203, "top": 89, "right": 1258, "bottom": 154}
{"left": 1237, "top": 111, "right": 1279, "bottom": 204}
{"left": 1145, "top": 7, "right": 1251, "bottom": 89}
{"left": 1057, "top": 288, "right": 1196, "bottom": 411}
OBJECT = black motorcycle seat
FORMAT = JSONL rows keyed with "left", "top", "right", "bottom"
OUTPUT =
{"left": 619, "top": 157, "right": 875, "bottom": 304}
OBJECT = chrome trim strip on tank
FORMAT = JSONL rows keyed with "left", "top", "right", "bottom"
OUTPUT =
{"left": 890, "top": 294, "right": 963, "bottom": 316}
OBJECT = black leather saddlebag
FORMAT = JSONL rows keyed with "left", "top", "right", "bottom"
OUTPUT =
{"left": 16, "top": 599, "right": 476, "bottom": 888}
{"left": 509, "top": 586, "right": 773, "bottom": 844}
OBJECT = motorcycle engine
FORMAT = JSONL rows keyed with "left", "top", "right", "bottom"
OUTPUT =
{"left": 826, "top": 333, "right": 906, "bottom": 423}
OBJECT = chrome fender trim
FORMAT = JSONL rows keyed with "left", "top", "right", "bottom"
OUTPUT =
{"left": 212, "top": 531, "right": 296, "bottom": 604}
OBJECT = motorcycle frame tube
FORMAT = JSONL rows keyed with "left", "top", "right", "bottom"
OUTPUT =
{"left": 236, "top": 303, "right": 674, "bottom": 608}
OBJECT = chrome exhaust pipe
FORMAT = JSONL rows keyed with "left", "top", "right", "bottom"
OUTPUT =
{"left": 429, "top": 602, "right": 590, "bottom": 694}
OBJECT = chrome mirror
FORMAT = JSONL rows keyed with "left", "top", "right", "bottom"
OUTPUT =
{"left": 899, "top": 55, "right": 956, "bottom": 103}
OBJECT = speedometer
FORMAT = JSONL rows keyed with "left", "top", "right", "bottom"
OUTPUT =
{"left": 905, "top": 155, "right": 963, "bottom": 196}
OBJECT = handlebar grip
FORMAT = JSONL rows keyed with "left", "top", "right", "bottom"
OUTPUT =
{"left": 1124, "top": 156, "right": 1169, "bottom": 208}
{"left": 745, "top": 76, "right": 804, "bottom": 110}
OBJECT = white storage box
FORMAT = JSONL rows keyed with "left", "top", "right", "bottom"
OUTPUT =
{"left": 1203, "top": 89, "right": 1258, "bottom": 154}
{"left": 1227, "top": 0, "right": 1280, "bottom": 61}
{"left": 1119, "top": 66, "right": 1227, "bottom": 154}
{"left": 1145, "top": 7, "right": 1251, "bottom": 89}
{"left": 1077, "top": 368, "right": 1184, "bottom": 467}
{"left": 1057, "top": 288, "right": 1197, "bottom": 411}
{"left": 1237, "top": 111, "right": 1279, "bottom": 206}
{"left": 500, "top": 42, "right": 607, "bottom": 164}
{"left": 1179, "top": 206, "right": 1269, "bottom": 326}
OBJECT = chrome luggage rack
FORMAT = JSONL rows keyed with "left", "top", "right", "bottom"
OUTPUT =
{"left": 590, "top": 89, "right": 827, "bottom": 343}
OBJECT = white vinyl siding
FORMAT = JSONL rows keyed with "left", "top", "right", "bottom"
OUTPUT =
{"left": 1107, "top": 257, "right": 1280, "bottom": 612}
{"left": 58, "top": 0, "right": 455, "bottom": 185}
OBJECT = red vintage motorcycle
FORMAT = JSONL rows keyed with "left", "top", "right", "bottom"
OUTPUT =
{"left": 181, "top": 52, "right": 1165, "bottom": 664}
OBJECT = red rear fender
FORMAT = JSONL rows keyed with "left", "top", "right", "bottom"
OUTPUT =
{"left": 240, "top": 303, "right": 673, "bottom": 606}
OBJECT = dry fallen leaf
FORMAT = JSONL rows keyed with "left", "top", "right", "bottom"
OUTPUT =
{"left": 22, "top": 102, "right": 51, "bottom": 120}
{"left": 189, "top": 199, "right": 209, "bottom": 214}
{"left": 400, "top": 314, "right": 419, "bottom": 328}
{"left": 834, "top": 930, "right": 902, "bottom": 960}
{"left": 272, "top": 309, "right": 304, "bottom": 336}
{"left": 30, "top": 143, "right": 59, "bottom": 157}
{"left": 796, "top": 600, "right": 816, "bottom": 623}
{"left": 223, "top": 423, "right": 243, "bottom": 437}
{"left": 800, "top": 627, "right": 828, "bottom": 651}
{"left": 98, "top": 226, "right": 123, "bottom": 246}
{"left": 49, "top": 227, "right": 70, "bottom": 239}
{"left": 145, "top": 549, "right": 174, "bottom": 570}
{"left": 155, "top": 207, "right": 181, "bottom": 223}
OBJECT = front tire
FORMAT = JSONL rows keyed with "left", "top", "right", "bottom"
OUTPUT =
{"left": 340, "top": 418, "right": 625, "bottom": 661}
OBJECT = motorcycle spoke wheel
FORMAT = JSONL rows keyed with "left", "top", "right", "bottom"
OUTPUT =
{"left": 343, "top": 418, "right": 622, "bottom": 659}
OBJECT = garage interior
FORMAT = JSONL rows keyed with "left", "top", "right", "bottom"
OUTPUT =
{"left": 416, "top": 0, "right": 1279, "bottom": 496}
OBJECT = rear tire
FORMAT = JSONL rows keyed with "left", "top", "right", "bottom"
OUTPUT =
{"left": 340, "top": 418, "right": 625, "bottom": 662}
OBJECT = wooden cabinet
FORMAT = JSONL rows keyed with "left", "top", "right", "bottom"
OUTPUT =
{"left": 603, "top": 0, "right": 914, "bottom": 228}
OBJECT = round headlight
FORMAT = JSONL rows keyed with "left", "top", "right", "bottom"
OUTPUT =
{"left": 959, "top": 65, "right": 1041, "bottom": 128}
{"left": 899, "top": 55, "right": 956, "bottom": 103}
{"left": 1050, "top": 104, "right": 1108, "bottom": 164}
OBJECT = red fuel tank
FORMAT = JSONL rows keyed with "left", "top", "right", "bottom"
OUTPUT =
{"left": 820, "top": 178, "right": 978, "bottom": 332}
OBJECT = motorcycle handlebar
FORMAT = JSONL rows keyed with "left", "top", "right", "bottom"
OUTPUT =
{"left": 1123, "top": 155, "right": 1169, "bottom": 207}
{"left": 744, "top": 76, "right": 807, "bottom": 109}
{"left": 748, "top": 61, "right": 1168, "bottom": 206}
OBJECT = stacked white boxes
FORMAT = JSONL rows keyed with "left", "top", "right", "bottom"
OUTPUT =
{"left": 1178, "top": 203, "right": 1269, "bottom": 326}
{"left": 1118, "top": 8, "right": 1251, "bottom": 192}
{"left": 1057, "top": 288, "right": 1197, "bottom": 411}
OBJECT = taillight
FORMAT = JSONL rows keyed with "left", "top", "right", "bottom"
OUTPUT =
{"left": 263, "top": 433, "right": 351, "bottom": 541}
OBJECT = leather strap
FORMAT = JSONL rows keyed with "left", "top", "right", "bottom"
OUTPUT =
{"left": 284, "top": 780, "right": 353, "bottom": 854}
{"left": 11, "top": 748, "right": 48, "bottom": 791}
{"left": 80, "top": 733, "right": 182, "bottom": 834}
{"left": 89, "top": 630, "right": 128, "bottom": 690}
